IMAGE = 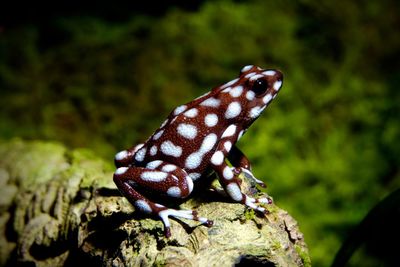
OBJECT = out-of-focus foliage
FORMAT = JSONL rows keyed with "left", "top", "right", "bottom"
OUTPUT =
{"left": 0, "top": 0, "right": 399, "bottom": 265}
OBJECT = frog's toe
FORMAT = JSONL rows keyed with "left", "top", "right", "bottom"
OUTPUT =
{"left": 158, "top": 208, "right": 212, "bottom": 235}
{"left": 241, "top": 168, "right": 267, "bottom": 187}
{"left": 245, "top": 196, "right": 271, "bottom": 214}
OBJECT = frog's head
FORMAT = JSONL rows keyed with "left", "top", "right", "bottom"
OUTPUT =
{"left": 217, "top": 65, "right": 283, "bottom": 128}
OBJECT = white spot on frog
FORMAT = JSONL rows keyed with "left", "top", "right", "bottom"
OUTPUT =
{"left": 184, "top": 108, "right": 198, "bottom": 118}
{"left": 225, "top": 102, "right": 241, "bottom": 119}
{"left": 174, "top": 105, "right": 187, "bottom": 115}
{"left": 185, "top": 133, "right": 217, "bottom": 169}
{"left": 273, "top": 80, "right": 282, "bottom": 91}
{"left": 210, "top": 151, "right": 224, "bottom": 165}
{"left": 221, "top": 78, "right": 239, "bottom": 89}
{"left": 245, "top": 72, "right": 256, "bottom": 78}
{"left": 135, "top": 200, "right": 152, "bottom": 214}
{"left": 146, "top": 160, "right": 163, "bottom": 169}
{"left": 140, "top": 171, "right": 168, "bottom": 182}
{"left": 223, "top": 166, "right": 234, "bottom": 180}
{"left": 204, "top": 113, "right": 218, "bottom": 127}
{"left": 167, "top": 186, "right": 182, "bottom": 198}
{"left": 249, "top": 74, "right": 264, "bottom": 81}
{"left": 249, "top": 106, "right": 266, "bottom": 119}
{"left": 189, "top": 172, "right": 201, "bottom": 181}
{"left": 262, "top": 70, "right": 276, "bottom": 76}
{"left": 115, "top": 150, "right": 128, "bottom": 161}
{"left": 263, "top": 93, "right": 273, "bottom": 104}
{"left": 222, "top": 125, "right": 237, "bottom": 138}
{"left": 200, "top": 97, "right": 221, "bottom": 108}
{"left": 241, "top": 65, "right": 254, "bottom": 72}
{"left": 246, "top": 91, "right": 255, "bottom": 101}
{"left": 224, "top": 141, "right": 232, "bottom": 152}
{"left": 177, "top": 123, "right": 197, "bottom": 139}
{"left": 226, "top": 183, "right": 243, "bottom": 201}
{"left": 162, "top": 164, "right": 177, "bottom": 172}
{"left": 229, "top": 85, "right": 243, "bottom": 97}
{"left": 115, "top": 167, "right": 128, "bottom": 175}
{"left": 160, "top": 141, "right": 182, "bottom": 157}
{"left": 135, "top": 147, "right": 147, "bottom": 162}
{"left": 150, "top": 145, "right": 158, "bottom": 156}
{"left": 153, "top": 129, "right": 164, "bottom": 140}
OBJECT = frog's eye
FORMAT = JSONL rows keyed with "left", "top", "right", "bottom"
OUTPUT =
{"left": 251, "top": 78, "right": 269, "bottom": 96}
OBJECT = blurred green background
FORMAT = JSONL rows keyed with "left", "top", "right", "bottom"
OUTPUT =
{"left": 1, "top": 1, "right": 399, "bottom": 266}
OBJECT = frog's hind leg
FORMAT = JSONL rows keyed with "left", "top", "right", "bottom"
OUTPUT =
{"left": 113, "top": 161, "right": 212, "bottom": 237}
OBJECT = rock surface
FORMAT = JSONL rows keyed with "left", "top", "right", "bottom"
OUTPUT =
{"left": 0, "top": 140, "right": 311, "bottom": 266}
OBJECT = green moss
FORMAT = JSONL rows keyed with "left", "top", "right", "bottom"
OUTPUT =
{"left": 295, "top": 244, "right": 312, "bottom": 267}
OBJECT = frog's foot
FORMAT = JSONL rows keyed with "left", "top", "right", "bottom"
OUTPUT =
{"left": 240, "top": 168, "right": 267, "bottom": 188}
{"left": 244, "top": 195, "right": 273, "bottom": 214}
{"left": 158, "top": 208, "right": 213, "bottom": 237}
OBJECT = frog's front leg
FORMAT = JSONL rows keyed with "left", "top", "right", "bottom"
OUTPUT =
{"left": 113, "top": 160, "right": 213, "bottom": 237}
{"left": 210, "top": 127, "right": 271, "bottom": 213}
{"left": 228, "top": 145, "right": 267, "bottom": 188}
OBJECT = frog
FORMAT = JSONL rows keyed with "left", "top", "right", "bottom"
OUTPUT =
{"left": 114, "top": 65, "right": 283, "bottom": 237}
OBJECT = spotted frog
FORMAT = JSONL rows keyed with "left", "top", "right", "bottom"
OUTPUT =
{"left": 114, "top": 65, "right": 283, "bottom": 237}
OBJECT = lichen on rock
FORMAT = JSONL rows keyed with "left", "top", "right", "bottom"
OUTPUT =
{"left": 0, "top": 140, "right": 310, "bottom": 266}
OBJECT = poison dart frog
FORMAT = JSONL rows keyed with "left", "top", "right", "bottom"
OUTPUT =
{"left": 114, "top": 65, "right": 283, "bottom": 237}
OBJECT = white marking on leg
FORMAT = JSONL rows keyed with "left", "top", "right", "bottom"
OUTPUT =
{"left": 222, "top": 124, "right": 237, "bottom": 138}
{"left": 185, "top": 152, "right": 202, "bottom": 169}
{"left": 200, "top": 97, "right": 220, "bottom": 108}
{"left": 162, "top": 164, "right": 177, "bottom": 172}
{"left": 115, "top": 167, "right": 128, "bottom": 175}
{"left": 177, "top": 123, "right": 197, "bottom": 139}
{"left": 202, "top": 133, "right": 218, "bottom": 152}
{"left": 186, "top": 176, "right": 194, "bottom": 193}
{"left": 224, "top": 141, "right": 232, "bottom": 152}
{"left": 184, "top": 108, "right": 198, "bottom": 118}
{"left": 273, "top": 80, "right": 282, "bottom": 91}
{"left": 174, "top": 105, "right": 187, "bottom": 115}
{"left": 135, "top": 200, "right": 152, "bottom": 214}
{"left": 225, "top": 102, "right": 241, "bottom": 119}
{"left": 150, "top": 145, "right": 158, "bottom": 156}
{"left": 140, "top": 171, "right": 168, "bottom": 182}
{"left": 135, "top": 147, "right": 147, "bottom": 162}
{"left": 160, "top": 141, "right": 182, "bottom": 157}
{"left": 211, "top": 151, "right": 224, "bottom": 165}
{"left": 223, "top": 166, "right": 234, "bottom": 180}
{"left": 146, "top": 160, "right": 163, "bottom": 169}
{"left": 229, "top": 85, "right": 243, "bottom": 97}
{"left": 204, "top": 113, "right": 218, "bottom": 127}
{"left": 226, "top": 183, "right": 243, "bottom": 201}
{"left": 153, "top": 129, "right": 164, "bottom": 140}
{"left": 167, "top": 186, "right": 182, "bottom": 198}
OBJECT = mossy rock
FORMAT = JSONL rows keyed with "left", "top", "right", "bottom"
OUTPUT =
{"left": 0, "top": 140, "right": 310, "bottom": 266}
